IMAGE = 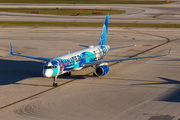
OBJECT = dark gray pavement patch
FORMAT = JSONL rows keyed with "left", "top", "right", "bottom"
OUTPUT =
{"left": 149, "top": 115, "right": 174, "bottom": 120}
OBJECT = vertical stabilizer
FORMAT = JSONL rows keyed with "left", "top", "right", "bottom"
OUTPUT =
{"left": 98, "top": 14, "right": 109, "bottom": 45}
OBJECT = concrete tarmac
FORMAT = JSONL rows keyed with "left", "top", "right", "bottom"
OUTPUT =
{"left": 0, "top": 2, "right": 180, "bottom": 23}
{"left": 0, "top": 27, "right": 180, "bottom": 120}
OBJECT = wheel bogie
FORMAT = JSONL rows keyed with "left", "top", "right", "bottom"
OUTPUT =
{"left": 53, "top": 83, "right": 58, "bottom": 87}
{"left": 64, "top": 72, "right": 71, "bottom": 76}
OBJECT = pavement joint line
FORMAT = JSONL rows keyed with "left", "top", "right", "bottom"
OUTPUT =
{"left": 92, "top": 27, "right": 98, "bottom": 29}
{"left": 62, "top": 27, "right": 68, "bottom": 29}
{"left": 0, "top": 48, "right": 13, "bottom": 59}
{"left": 0, "top": 48, "right": 10, "bottom": 52}
{"left": 14, "top": 19, "right": 20, "bottom": 21}
{"left": 0, "top": 31, "right": 171, "bottom": 110}
{"left": 0, "top": 55, "right": 12, "bottom": 59}
{"left": 42, "top": 19, "right": 47, "bottom": 22}
{"left": 71, "top": 20, "right": 77, "bottom": 22}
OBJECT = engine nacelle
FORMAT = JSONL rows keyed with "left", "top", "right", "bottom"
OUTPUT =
{"left": 95, "top": 65, "right": 109, "bottom": 76}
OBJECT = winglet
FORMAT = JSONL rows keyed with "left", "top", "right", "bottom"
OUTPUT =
{"left": 104, "top": 14, "right": 109, "bottom": 32}
{"left": 10, "top": 43, "right": 13, "bottom": 54}
{"left": 167, "top": 44, "right": 172, "bottom": 55}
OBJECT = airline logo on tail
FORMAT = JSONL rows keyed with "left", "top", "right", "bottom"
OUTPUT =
{"left": 98, "top": 14, "right": 108, "bottom": 45}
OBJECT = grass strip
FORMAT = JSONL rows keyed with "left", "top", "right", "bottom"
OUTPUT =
{"left": 0, "top": 8, "right": 124, "bottom": 16}
{"left": 0, "top": 21, "right": 180, "bottom": 28}
{"left": 0, "top": 0, "right": 176, "bottom": 4}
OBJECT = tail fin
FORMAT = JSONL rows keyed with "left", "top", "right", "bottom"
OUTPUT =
{"left": 98, "top": 14, "right": 109, "bottom": 45}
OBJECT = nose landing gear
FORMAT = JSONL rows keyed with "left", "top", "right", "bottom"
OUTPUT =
{"left": 53, "top": 76, "right": 58, "bottom": 87}
{"left": 52, "top": 72, "right": 71, "bottom": 87}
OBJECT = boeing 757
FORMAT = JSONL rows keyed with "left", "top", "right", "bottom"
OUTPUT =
{"left": 10, "top": 14, "right": 171, "bottom": 87}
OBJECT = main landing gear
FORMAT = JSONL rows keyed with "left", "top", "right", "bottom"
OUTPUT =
{"left": 53, "top": 76, "right": 58, "bottom": 87}
{"left": 93, "top": 72, "right": 98, "bottom": 77}
{"left": 64, "top": 72, "right": 71, "bottom": 76}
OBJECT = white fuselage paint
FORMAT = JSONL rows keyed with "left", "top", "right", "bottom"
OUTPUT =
{"left": 52, "top": 45, "right": 110, "bottom": 65}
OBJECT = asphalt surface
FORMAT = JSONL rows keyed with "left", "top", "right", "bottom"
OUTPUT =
{"left": 0, "top": 27, "right": 180, "bottom": 120}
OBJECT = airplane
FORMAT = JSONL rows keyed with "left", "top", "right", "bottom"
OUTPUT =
{"left": 10, "top": 14, "right": 171, "bottom": 87}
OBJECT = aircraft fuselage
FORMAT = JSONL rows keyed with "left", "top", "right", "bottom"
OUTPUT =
{"left": 42, "top": 45, "right": 110, "bottom": 77}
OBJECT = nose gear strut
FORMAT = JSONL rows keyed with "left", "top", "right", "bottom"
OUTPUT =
{"left": 53, "top": 76, "right": 58, "bottom": 87}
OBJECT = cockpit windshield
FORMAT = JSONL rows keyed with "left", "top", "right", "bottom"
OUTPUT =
{"left": 44, "top": 66, "right": 57, "bottom": 69}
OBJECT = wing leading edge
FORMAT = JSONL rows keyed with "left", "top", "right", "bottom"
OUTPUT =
{"left": 10, "top": 43, "right": 50, "bottom": 61}
{"left": 110, "top": 45, "right": 136, "bottom": 50}
{"left": 82, "top": 45, "right": 172, "bottom": 67}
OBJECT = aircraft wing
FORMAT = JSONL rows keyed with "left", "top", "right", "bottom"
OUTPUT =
{"left": 110, "top": 45, "right": 135, "bottom": 50}
{"left": 82, "top": 45, "right": 172, "bottom": 67}
{"left": 10, "top": 43, "right": 50, "bottom": 61}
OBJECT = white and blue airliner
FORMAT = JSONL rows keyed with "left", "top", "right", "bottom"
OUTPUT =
{"left": 10, "top": 15, "right": 171, "bottom": 87}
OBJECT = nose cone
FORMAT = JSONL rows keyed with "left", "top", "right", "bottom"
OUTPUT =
{"left": 42, "top": 68, "right": 53, "bottom": 77}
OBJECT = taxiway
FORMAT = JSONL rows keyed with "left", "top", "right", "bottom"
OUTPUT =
{"left": 0, "top": 27, "right": 180, "bottom": 120}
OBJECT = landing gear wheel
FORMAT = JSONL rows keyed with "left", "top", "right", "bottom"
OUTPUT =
{"left": 93, "top": 73, "right": 98, "bottom": 77}
{"left": 53, "top": 83, "right": 58, "bottom": 87}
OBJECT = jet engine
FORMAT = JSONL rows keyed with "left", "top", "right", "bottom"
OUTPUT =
{"left": 95, "top": 65, "right": 109, "bottom": 76}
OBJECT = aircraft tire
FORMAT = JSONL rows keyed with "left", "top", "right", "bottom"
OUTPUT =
{"left": 93, "top": 73, "right": 98, "bottom": 77}
{"left": 53, "top": 83, "right": 58, "bottom": 87}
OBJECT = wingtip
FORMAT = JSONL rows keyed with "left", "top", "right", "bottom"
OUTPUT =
{"left": 168, "top": 44, "right": 172, "bottom": 55}
{"left": 10, "top": 42, "right": 13, "bottom": 54}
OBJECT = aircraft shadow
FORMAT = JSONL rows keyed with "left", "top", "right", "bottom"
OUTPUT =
{"left": 131, "top": 77, "right": 180, "bottom": 102}
{"left": 58, "top": 75, "right": 86, "bottom": 79}
{"left": 156, "top": 77, "right": 180, "bottom": 103}
{"left": 0, "top": 59, "right": 44, "bottom": 85}
{"left": 0, "top": 59, "right": 89, "bottom": 85}
{"left": 157, "top": 58, "right": 180, "bottom": 62}
{"left": 131, "top": 77, "right": 180, "bottom": 86}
